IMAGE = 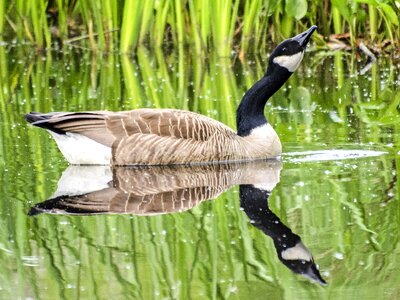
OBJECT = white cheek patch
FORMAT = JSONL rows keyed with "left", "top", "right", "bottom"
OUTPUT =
{"left": 273, "top": 52, "right": 304, "bottom": 72}
{"left": 281, "top": 242, "right": 313, "bottom": 261}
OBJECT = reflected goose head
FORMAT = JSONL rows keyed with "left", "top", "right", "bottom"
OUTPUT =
{"left": 279, "top": 241, "right": 327, "bottom": 286}
{"left": 239, "top": 184, "right": 327, "bottom": 286}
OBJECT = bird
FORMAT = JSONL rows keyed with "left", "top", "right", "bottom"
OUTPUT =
{"left": 28, "top": 161, "right": 326, "bottom": 285}
{"left": 28, "top": 160, "right": 282, "bottom": 215}
{"left": 239, "top": 184, "right": 326, "bottom": 286}
{"left": 25, "top": 26, "right": 317, "bottom": 166}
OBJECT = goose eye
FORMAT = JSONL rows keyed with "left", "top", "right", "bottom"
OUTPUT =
{"left": 282, "top": 47, "right": 287, "bottom": 53}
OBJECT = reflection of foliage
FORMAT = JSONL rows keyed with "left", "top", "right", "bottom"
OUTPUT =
{"left": 277, "top": 155, "right": 400, "bottom": 293}
{"left": 0, "top": 0, "right": 399, "bottom": 53}
{"left": 354, "top": 90, "right": 400, "bottom": 125}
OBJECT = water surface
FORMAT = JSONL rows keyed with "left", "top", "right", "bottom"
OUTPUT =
{"left": 0, "top": 45, "right": 399, "bottom": 299}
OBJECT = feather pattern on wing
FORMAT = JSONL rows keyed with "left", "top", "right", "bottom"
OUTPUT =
{"left": 25, "top": 109, "right": 281, "bottom": 165}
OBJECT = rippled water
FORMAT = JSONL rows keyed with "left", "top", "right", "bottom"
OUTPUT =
{"left": 0, "top": 45, "right": 399, "bottom": 299}
{"left": 284, "top": 149, "right": 387, "bottom": 162}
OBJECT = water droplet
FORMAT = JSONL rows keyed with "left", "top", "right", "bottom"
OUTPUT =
{"left": 334, "top": 252, "right": 344, "bottom": 260}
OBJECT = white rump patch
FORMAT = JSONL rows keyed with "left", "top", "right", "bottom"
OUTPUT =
{"left": 281, "top": 242, "right": 313, "bottom": 261}
{"left": 51, "top": 165, "right": 112, "bottom": 197}
{"left": 49, "top": 131, "right": 111, "bottom": 165}
{"left": 273, "top": 52, "right": 304, "bottom": 72}
{"left": 252, "top": 182, "right": 278, "bottom": 191}
{"left": 247, "top": 123, "right": 282, "bottom": 157}
{"left": 249, "top": 123, "right": 275, "bottom": 139}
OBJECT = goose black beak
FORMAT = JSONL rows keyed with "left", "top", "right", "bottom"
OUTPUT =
{"left": 292, "top": 25, "right": 318, "bottom": 49}
{"left": 305, "top": 263, "right": 327, "bottom": 286}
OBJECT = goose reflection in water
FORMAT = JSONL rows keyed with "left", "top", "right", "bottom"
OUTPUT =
{"left": 29, "top": 160, "right": 326, "bottom": 285}
{"left": 240, "top": 184, "right": 326, "bottom": 286}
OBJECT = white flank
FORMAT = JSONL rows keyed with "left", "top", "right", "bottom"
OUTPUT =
{"left": 238, "top": 161, "right": 282, "bottom": 189}
{"left": 51, "top": 165, "right": 113, "bottom": 197}
{"left": 248, "top": 123, "right": 282, "bottom": 157}
{"left": 281, "top": 242, "right": 313, "bottom": 261}
{"left": 252, "top": 181, "right": 279, "bottom": 191}
{"left": 273, "top": 52, "right": 304, "bottom": 72}
{"left": 49, "top": 131, "right": 111, "bottom": 165}
{"left": 249, "top": 123, "right": 276, "bottom": 140}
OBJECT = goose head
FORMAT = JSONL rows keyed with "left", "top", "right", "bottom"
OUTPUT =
{"left": 236, "top": 26, "right": 317, "bottom": 137}
{"left": 267, "top": 25, "right": 318, "bottom": 74}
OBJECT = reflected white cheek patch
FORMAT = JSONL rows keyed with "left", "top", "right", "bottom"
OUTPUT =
{"left": 273, "top": 52, "right": 304, "bottom": 72}
{"left": 281, "top": 242, "right": 313, "bottom": 261}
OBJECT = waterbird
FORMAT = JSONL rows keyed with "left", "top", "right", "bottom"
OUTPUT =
{"left": 28, "top": 161, "right": 326, "bottom": 285}
{"left": 240, "top": 184, "right": 326, "bottom": 285}
{"left": 28, "top": 160, "right": 282, "bottom": 215}
{"left": 25, "top": 26, "right": 317, "bottom": 165}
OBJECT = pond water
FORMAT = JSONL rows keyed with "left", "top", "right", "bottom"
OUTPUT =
{"left": 0, "top": 45, "right": 399, "bottom": 299}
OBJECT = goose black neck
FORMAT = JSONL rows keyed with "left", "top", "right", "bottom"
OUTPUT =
{"left": 236, "top": 66, "right": 291, "bottom": 136}
{"left": 239, "top": 184, "right": 327, "bottom": 286}
{"left": 239, "top": 184, "right": 300, "bottom": 249}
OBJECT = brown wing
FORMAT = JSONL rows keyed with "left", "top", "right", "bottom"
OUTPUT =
{"left": 29, "top": 186, "right": 225, "bottom": 215}
{"left": 108, "top": 109, "right": 239, "bottom": 164}
{"left": 105, "top": 109, "right": 235, "bottom": 141}
{"left": 25, "top": 109, "right": 236, "bottom": 147}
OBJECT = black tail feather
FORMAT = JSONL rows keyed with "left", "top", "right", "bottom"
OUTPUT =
{"left": 28, "top": 194, "right": 109, "bottom": 216}
{"left": 24, "top": 112, "right": 66, "bottom": 134}
{"left": 28, "top": 206, "right": 44, "bottom": 216}
{"left": 24, "top": 112, "right": 47, "bottom": 124}
{"left": 24, "top": 111, "right": 106, "bottom": 135}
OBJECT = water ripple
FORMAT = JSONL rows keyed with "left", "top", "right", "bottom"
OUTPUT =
{"left": 284, "top": 149, "right": 387, "bottom": 162}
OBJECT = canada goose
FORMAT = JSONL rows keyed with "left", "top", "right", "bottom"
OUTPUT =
{"left": 28, "top": 162, "right": 326, "bottom": 285}
{"left": 239, "top": 184, "right": 326, "bottom": 285}
{"left": 29, "top": 160, "right": 281, "bottom": 215}
{"left": 25, "top": 26, "right": 317, "bottom": 165}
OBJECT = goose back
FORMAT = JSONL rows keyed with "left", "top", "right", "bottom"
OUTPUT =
{"left": 26, "top": 109, "right": 281, "bottom": 165}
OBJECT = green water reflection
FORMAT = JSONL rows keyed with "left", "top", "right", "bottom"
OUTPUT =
{"left": 0, "top": 45, "right": 400, "bottom": 299}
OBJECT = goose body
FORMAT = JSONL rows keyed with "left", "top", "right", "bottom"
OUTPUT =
{"left": 29, "top": 160, "right": 282, "bottom": 215}
{"left": 25, "top": 26, "right": 317, "bottom": 166}
{"left": 26, "top": 109, "right": 281, "bottom": 165}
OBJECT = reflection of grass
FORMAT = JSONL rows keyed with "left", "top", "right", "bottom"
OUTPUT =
{"left": 1, "top": 1, "right": 399, "bottom": 52}
{"left": 0, "top": 47, "right": 400, "bottom": 298}
{"left": 278, "top": 156, "right": 400, "bottom": 288}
